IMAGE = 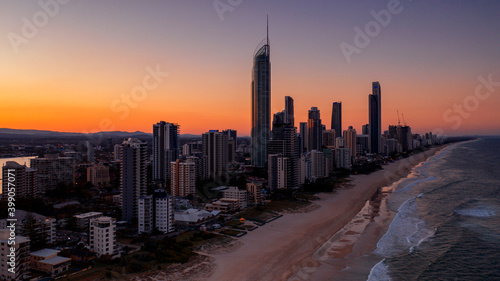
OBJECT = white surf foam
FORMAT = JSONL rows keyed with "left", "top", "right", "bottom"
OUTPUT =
{"left": 455, "top": 207, "right": 497, "bottom": 218}
{"left": 374, "top": 197, "right": 435, "bottom": 257}
{"left": 367, "top": 259, "right": 391, "bottom": 281}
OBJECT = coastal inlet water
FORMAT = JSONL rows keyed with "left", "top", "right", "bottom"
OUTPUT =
{"left": 369, "top": 138, "right": 500, "bottom": 281}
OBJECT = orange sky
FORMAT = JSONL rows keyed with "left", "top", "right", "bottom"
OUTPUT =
{"left": 1, "top": 1, "right": 499, "bottom": 136}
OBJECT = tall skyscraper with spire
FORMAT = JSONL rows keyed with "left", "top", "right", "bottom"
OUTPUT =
{"left": 331, "top": 102, "right": 342, "bottom": 138}
{"left": 251, "top": 17, "right": 271, "bottom": 167}
{"left": 369, "top": 82, "right": 382, "bottom": 154}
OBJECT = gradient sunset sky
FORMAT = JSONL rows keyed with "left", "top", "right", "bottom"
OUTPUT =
{"left": 1, "top": 0, "right": 499, "bottom": 136}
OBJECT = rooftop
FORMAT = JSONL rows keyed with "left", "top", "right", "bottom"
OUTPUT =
{"left": 30, "top": 248, "right": 60, "bottom": 258}
{"left": 40, "top": 256, "right": 72, "bottom": 265}
{"left": 74, "top": 212, "right": 103, "bottom": 219}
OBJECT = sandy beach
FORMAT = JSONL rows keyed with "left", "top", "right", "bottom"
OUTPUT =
{"left": 207, "top": 146, "right": 446, "bottom": 281}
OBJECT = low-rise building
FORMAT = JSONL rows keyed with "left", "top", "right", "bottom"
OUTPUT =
{"left": 174, "top": 209, "right": 220, "bottom": 227}
{"left": 30, "top": 248, "right": 71, "bottom": 277}
{"left": 221, "top": 186, "right": 248, "bottom": 209}
{"left": 205, "top": 198, "right": 238, "bottom": 213}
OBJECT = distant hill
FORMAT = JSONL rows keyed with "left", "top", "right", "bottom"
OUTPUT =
{"left": 0, "top": 128, "right": 200, "bottom": 139}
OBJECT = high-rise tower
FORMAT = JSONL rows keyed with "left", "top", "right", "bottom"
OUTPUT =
{"left": 153, "top": 121, "right": 179, "bottom": 186}
{"left": 307, "top": 107, "right": 323, "bottom": 151}
{"left": 119, "top": 138, "right": 147, "bottom": 223}
{"left": 284, "top": 96, "right": 294, "bottom": 127}
{"left": 331, "top": 102, "right": 342, "bottom": 139}
{"left": 251, "top": 18, "right": 271, "bottom": 167}
{"left": 369, "top": 82, "right": 382, "bottom": 153}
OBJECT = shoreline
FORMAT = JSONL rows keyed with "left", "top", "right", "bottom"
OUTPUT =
{"left": 207, "top": 145, "right": 449, "bottom": 281}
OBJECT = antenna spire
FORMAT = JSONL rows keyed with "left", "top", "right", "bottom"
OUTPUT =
{"left": 267, "top": 15, "right": 269, "bottom": 45}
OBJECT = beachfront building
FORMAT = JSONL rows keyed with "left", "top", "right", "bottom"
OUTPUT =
{"left": 369, "top": 81, "right": 382, "bottom": 154}
{"left": 343, "top": 126, "right": 357, "bottom": 161}
{"left": 331, "top": 102, "right": 342, "bottom": 139}
{"left": 30, "top": 249, "right": 71, "bottom": 277}
{"left": 307, "top": 107, "right": 323, "bottom": 151}
{"left": 205, "top": 198, "right": 239, "bottom": 213}
{"left": 336, "top": 148, "right": 352, "bottom": 170}
{"left": 268, "top": 154, "right": 289, "bottom": 190}
{"left": 222, "top": 186, "right": 248, "bottom": 209}
{"left": 356, "top": 134, "right": 369, "bottom": 155}
{"left": 300, "top": 152, "right": 312, "bottom": 184}
{"left": 89, "top": 216, "right": 118, "bottom": 258}
{"left": 311, "top": 150, "right": 327, "bottom": 180}
{"left": 251, "top": 21, "right": 271, "bottom": 167}
{"left": 174, "top": 209, "right": 220, "bottom": 227}
{"left": 246, "top": 182, "right": 263, "bottom": 205}
{"left": 269, "top": 105, "right": 300, "bottom": 189}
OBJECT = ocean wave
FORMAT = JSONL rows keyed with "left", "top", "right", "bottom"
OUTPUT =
{"left": 396, "top": 176, "right": 436, "bottom": 193}
{"left": 367, "top": 259, "right": 391, "bottom": 281}
{"left": 374, "top": 197, "right": 435, "bottom": 257}
{"left": 454, "top": 207, "right": 497, "bottom": 218}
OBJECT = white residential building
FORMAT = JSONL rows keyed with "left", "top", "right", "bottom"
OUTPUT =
{"left": 222, "top": 186, "right": 248, "bottom": 209}
{"left": 155, "top": 191, "right": 174, "bottom": 234}
{"left": 138, "top": 195, "right": 153, "bottom": 234}
{"left": 89, "top": 216, "right": 118, "bottom": 258}
{"left": 0, "top": 229, "right": 30, "bottom": 281}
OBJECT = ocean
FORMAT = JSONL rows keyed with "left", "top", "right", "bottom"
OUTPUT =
{"left": 368, "top": 137, "right": 500, "bottom": 281}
